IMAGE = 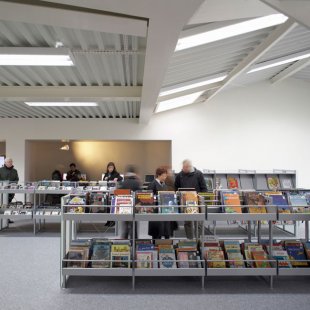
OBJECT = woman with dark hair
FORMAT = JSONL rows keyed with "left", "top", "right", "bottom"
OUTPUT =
{"left": 103, "top": 162, "right": 123, "bottom": 182}
{"left": 148, "top": 167, "right": 175, "bottom": 239}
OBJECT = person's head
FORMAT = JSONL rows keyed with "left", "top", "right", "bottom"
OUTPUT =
{"left": 106, "top": 162, "right": 117, "bottom": 174}
{"left": 69, "top": 163, "right": 76, "bottom": 171}
{"left": 52, "top": 170, "right": 62, "bottom": 181}
{"left": 155, "top": 167, "right": 168, "bottom": 182}
{"left": 182, "top": 159, "right": 194, "bottom": 174}
{"left": 125, "top": 164, "right": 137, "bottom": 175}
{"left": 4, "top": 157, "right": 13, "bottom": 168}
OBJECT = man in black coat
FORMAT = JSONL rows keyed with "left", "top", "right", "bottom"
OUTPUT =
{"left": 175, "top": 159, "right": 207, "bottom": 239}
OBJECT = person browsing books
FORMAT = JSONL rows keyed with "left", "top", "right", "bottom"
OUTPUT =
{"left": 175, "top": 159, "right": 207, "bottom": 239}
{"left": 148, "top": 167, "right": 175, "bottom": 240}
{"left": 0, "top": 158, "right": 19, "bottom": 224}
{"left": 103, "top": 162, "right": 123, "bottom": 182}
{"left": 118, "top": 165, "right": 141, "bottom": 239}
{"left": 66, "top": 163, "right": 81, "bottom": 182}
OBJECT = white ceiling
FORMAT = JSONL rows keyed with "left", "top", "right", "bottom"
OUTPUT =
{"left": 0, "top": 0, "right": 309, "bottom": 119}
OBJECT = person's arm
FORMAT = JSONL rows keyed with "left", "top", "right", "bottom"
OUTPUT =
{"left": 14, "top": 169, "right": 19, "bottom": 182}
{"left": 116, "top": 173, "right": 123, "bottom": 182}
{"left": 147, "top": 180, "right": 157, "bottom": 194}
{"left": 198, "top": 172, "right": 207, "bottom": 192}
{"left": 174, "top": 174, "right": 181, "bottom": 191}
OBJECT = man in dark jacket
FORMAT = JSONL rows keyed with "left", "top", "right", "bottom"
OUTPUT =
{"left": 0, "top": 158, "right": 19, "bottom": 223}
{"left": 66, "top": 163, "right": 81, "bottom": 182}
{"left": 175, "top": 159, "right": 207, "bottom": 239}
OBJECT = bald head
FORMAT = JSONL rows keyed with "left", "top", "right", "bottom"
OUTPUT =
{"left": 4, "top": 158, "right": 13, "bottom": 168}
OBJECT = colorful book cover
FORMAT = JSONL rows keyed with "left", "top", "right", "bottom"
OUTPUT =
{"left": 244, "top": 192, "right": 267, "bottom": 214}
{"left": 91, "top": 242, "right": 111, "bottom": 268}
{"left": 135, "top": 191, "right": 155, "bottom": 214}
{"left": 252, "top": 251, "right": 271, "bottom": 268}
{"left": 111, "top": 253, "right": 131, "bottom": 268}
{"left": 67, "top": 249, "right": 88, "bottom": 268}
{"left": 158, "top": 191, "right": 178, "bottom": 214}
{"left": 286, "top": 246, "right": 308, "bottom": 267}
{"left": 184, "top": 200, "right": 200, "bottom": 214}
{"left": 227, "top": 177, "right": 239, "bottom": 189}
{"left": 267, "top": 176, "right": 280, "bottom": 190}
{"left": 288, "top": 193, "right": 309, "bottom": 213}
{"left": 136, "top": 251, "right": 153, "bottom": 268}
{"left": 159, "top": 249, "right": 177, "bottom": 269}
{"left": 177, "top": 252, "right": 189, "bottom": 268}
{"left": 265, "top": 192, "right": 291, "bottom": 213}
{"left": 272, "top": 250, "right": 292, "bottom": 268}
{"left": 222, "top": 191, "right": 242, "bottom": 213}
{"left": 227, "top": 252, "right": 244, "bottom": 268}
{"left": 115, "top": 195, "right": 133, "bottom": 214}
{"left": 205, "top": 250, "right": 226, "bottom": 268}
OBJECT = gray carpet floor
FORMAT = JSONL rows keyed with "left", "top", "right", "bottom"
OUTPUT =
{"left": 0, "top": 223, "right": 310, "bottom": 310}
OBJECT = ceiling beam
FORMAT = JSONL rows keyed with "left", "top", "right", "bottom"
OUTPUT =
{"left": 0, "top": 86, "right": 141, "bottom": 101}
{"left": 0, "top": 1, "right": 147, "bottom": 37}
{"left": 270, "top": 58, "right": 310, "bottom": 84}
{"left": 43, "top": 0, "right": 204, "bottom": 123}
{"left": 205, "top": 18, "right": 296, "bottom": 101}
{"left": 261, "top": 0, "right": 310, "bottom": 30}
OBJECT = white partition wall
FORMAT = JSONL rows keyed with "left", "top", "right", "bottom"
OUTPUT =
{"left": 1, "top": 78, "right": 310, "bottom": 187}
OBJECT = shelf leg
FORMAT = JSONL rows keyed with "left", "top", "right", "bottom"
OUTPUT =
{"left": 257, "top": 221, "right": 261, "bottom": 243}
{"left": 248, "top": 221, "right": 251, "bottom": 242}
{"left": 33, "top": 218, "right": 36, "bottom": 235}
{"left": 201, "top": 276, "right": 205, "bottom": 290}
{"left": 270, "top": 276, "right": 273, "bottom": 289}
{"left": 305, "top": 221, "right": 309, "bottom": 242}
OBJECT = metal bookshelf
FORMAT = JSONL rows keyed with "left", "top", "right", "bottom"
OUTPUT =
{"left": 0, "top": 186, "right": 36, "bottom": 232}
{"left": 60, "top": 195, "right": 206, "bottom": 289}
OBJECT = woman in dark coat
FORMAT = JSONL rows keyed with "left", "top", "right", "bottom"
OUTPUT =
{"left": 103, "top": 162, "right": 123, "bottom": 182}
{"left": 148, "top": 167, "right": 175, "bottom": 239}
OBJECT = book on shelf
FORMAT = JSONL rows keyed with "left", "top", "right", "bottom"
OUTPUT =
{"left": 221, "top": 191, "right": 242, "bottom": 213}
{"left": 304, "top": 242, "right": 310, "bottom": 260}
{"left": 136, "top": 251, "right": 154, "bottom": 268}
{"left": 205, "top": 249, "right": 226, "bottom": 268}
{"left": 285, "top": 241, "right": 308, "bottom": 267}
{"left": 180, "top": 191, "right": 200, "bottom": 214}
{"left": 158, "top": 191, "right": 179, "bottom": 214}
{"left": 91, "top": 241, "right": 111, "bottom": 268}
{"left": 287, "top": 192, "right": 310, "bottom": 213}
{"left": 265, "top": 192, "right": 291, "bottom": 214}
{"left": 204, "top": 176, "right": 214, "bottom": 191}
{"left": 271, "top": 250, "right": 292, "bottom": 268}
{"left": 66, "top": 246, "right": 89, "bottom": 268}
{"left": 280, "top": 177, "right": 293, "bottom": 190}
{"left": 227, "top": 252, "right": 244, "bottom": 268}
{"left": 111, "top": 244, "right": 131, "bottom": 268}
{"left": 114, "top": 195, "right": 133, "bottom": 214}
{"left": 267, "top": 176, "right": 280, "bottom": 190}
{"left": 159, "top": 248, "right": 177, "bottom": 269}
{"left": 252, "top": 251, "right": 271, "bottom": 268}
{"left": 198, "top": 192, "right": 218, "bottom": 212}
{"left": 177, "top": 251, "right": 189, "bottom": 268}
{"left": 227, "top": 176, "right": 239, "bottom": 189}
{"left": 135, "top": 191, "right": 155, "bottom": 214}
{"left": 244, "top": 192, "right": 267, "bottom": 214}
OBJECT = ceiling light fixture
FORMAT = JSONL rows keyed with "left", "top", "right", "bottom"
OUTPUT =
{"left": 0, "top": 47, "right": 74, "bottom": 66}
{"left": 247, "top": 52, "right": 310, "bottom": 73}
{"left": 156, "top": 91, "right": 204, "bottom": 113}
{"left": 175, "top": 14, "right": 288, "bottom": 51}
{"left": 60, "top": 144, "right": 70, "bottom": 151}
{"left": 159, "top": 75, "right": 227, "bottom": 97}
{"left": 25, "top": 102, "right": 98, "bottom": 107}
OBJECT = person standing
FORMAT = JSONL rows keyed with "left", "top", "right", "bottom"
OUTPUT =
{"left": 148, "top": 167, "right": 175, "bottom": 239}
{"left": 66, "top": 163, "right": 81, "bottom": 182}
{"left": 0, "top": 157, "right": 19, "bottom": 203}
{"left": 118, "top": 165, "right": 141, "bottom": 239}
{"left": 103, "top": 162, "right": 123, "bottom": 182}
{"left": 175, "top": 159, "right": 207, "bottom": 239}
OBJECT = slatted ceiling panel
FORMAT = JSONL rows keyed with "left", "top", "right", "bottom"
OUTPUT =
{"left": 259, "top": 25, "right": 310, "bottom": 62}
{"left": 0, "top": 101, "right": 140, "bottom": 118}
{"left": 163, "top": 27, "right": 274, "bottom": 87}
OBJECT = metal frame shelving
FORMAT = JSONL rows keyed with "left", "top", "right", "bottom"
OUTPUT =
{"left": 60, "top": 195, "right": 206, "bottom": 289}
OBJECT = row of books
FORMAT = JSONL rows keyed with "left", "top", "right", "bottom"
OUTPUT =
{"left": 200, "top": 191, "right": 310, "bottom": 214}
{"left": 65, "top": 239, "right": 202, "bottom": 269}
{"left": 66, "top": 191, "right": 203, "bottom": 215}
{"left": 1, "top": 209, "right": 32, "bottom": 215}
{"left": 35, "top": 210, "right": 60, "bottom": 216}
{"left": 205, "top": 175, "right": 294, "bottom": 191}
{"left": 204, "top": 239, "right": 310, "bottom": 268}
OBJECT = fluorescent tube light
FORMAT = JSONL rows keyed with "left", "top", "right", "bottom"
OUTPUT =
{"left": 159, "top": 75, "right": 227, "bottom": 97}
{"left": 0, "top": 47, "right": 74, "bottom": 66}
{"left": 25, "top": 102, "right": 98, "bottom": 107}
{"left": 175, "top": 14, "right": 288, "bottom": 51}
{"left": 156, "top": 91, "right": 203, "bottom": 113}
{"left": 248, "top": 53, "right": 310, "bottom": 73}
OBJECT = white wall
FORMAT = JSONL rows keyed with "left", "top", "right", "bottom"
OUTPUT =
{"left": 1, "top": 78, "right": 310, "bottom": 187}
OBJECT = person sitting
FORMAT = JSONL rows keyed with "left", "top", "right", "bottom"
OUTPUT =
{"left": 148, "top": 167, "right": 175, "bottom": 240}
{"left": 66, "top": 163, "right": 81, "bottom": 182}
{"left": 103, "top": 162, "right": 123, "bottom": 182}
